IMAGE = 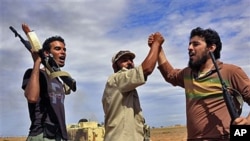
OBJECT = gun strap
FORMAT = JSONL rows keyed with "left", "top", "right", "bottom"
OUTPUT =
{"left": 49, "top": 71, "right": 71, "bottom": 94}
{"left": 49, "top": 71, "right": 71, "bottom": 79}
{"left": 26, "top": 30, "right": 75, "bottom": 94}
{"left": 45, "top": 68, "right": 72, "bottom": 94}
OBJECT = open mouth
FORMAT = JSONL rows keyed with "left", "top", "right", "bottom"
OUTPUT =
{"left": 60, "top": 55, "right": 65, "bottom": 59}
{"left": 189, "top": 52, "right": 195, "bottom": 60}
{"left": 58, "top": 56, "right": 66, "bottom": 64}
{"left": 59, "top": 56, "right": 65, "bottom": 61}
{"left": 189, "top": 52, "right": 194, "bottom": 57}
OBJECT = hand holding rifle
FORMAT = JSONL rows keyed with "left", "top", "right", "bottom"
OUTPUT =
{"left": 9, "top": 24, "right": 76, "bottom": 93}
{"left": 209, "top": 51, "right": 244, "bottom": 124}
{"left": 22, "top": 24, "right": 42, "bottom": 65}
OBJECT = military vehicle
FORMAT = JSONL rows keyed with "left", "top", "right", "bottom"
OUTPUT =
{"left": 67, "top": 118, "right": 151, "bottom": 141}
{"left": 67, "top": 119, "right": 105, "bottom": 141}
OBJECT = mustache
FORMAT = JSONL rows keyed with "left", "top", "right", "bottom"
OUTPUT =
{"left": 126, "top": 64, "right": 134, "bottom": 69}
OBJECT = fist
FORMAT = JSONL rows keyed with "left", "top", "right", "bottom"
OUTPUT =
{"left": 22, "top": 23, "right": 31, "bottom": 35}
{"left": 148, "top": 34, "right": 154, "bottom": 47}
{"left": 148, "top": 32, "right": 164, "bottom": 47}
{"left": 153, "top": 32, "right": 164, "bottom": 45}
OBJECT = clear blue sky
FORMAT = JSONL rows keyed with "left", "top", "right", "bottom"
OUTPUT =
{"left": 0, "top": 0, "right": 249, "bottom": 137}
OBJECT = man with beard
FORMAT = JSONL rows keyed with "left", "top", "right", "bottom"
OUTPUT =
{"left": 156, "top": 27, "right": 250, "bottom": 140}
{"left": 102, "top": 32, "right": 164, "bottom": 141}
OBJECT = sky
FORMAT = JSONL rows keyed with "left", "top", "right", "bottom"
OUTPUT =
{"left": 0, "top": 0, "right": 250, "bottom": 137}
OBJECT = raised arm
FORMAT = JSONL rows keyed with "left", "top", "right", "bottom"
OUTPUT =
{"left": 141, "top": 32, "right": 164, "bottom": 78}
{"left": 157, "top": 44, "right": 175, "bottom": 83}
{"left": 22, "top": 24, "right": 42, "bottom": 103}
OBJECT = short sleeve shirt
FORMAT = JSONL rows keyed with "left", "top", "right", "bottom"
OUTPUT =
{"left": 22, "top": 69, "right": 68, "bottom": 140}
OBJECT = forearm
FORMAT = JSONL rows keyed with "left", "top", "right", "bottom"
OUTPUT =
{"left": 157, "top": 48, "right": 175, "bottom": 83}
{"left": 158, "top": 48, "right": 174, "bottom": 73}
{"left": 24, "top": 62, "right": 41, "bottom": 103}
{"left": 158, "top": 47, "right": 167, "bottom": 65}
{"left": 142, "top": 41, "right": 161, "bottom": 76}
{"left": 246, "top": 112, "right": 250, "bottom": 125}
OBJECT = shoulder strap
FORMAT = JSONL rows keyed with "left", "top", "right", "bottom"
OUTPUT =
{"left": 45, "top": 68, "right": 71, "bottom": 94}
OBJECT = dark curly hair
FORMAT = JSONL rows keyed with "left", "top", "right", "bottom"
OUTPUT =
{"left": 190, "top": 27, "right": 222, "bottom": 59}
{"left": 42, "top": 36, "right": 65, "bottom": 51}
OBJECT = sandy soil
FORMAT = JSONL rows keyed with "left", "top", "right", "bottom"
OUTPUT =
{"left": 0, "top": 126, "right": 187, "bottom": 141}
{"left": 150, "top": 126, "right": 187, "bottom": 141}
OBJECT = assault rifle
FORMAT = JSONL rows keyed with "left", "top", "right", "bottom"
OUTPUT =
{"left": 9, "top": 26, "right": 32, "bottom": 51}
{"left": 9, "top": 26, "right": 76, "bottom": 92}
{"left": 209, "top": 51, "right": 241, "bottom": 122}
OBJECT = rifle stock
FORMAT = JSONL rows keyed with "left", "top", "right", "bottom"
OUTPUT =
{"left": 9, "top": 26, "right": 76, "bottom": 92}
{"left": 209, "top": 51, "right": 239, "bottom": 122}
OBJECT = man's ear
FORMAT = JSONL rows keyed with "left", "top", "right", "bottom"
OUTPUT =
{"left": 112, "top": 63, "right": 118, "bottom": 73}
{"left": 209, "top": 44, "right": 216, "bottom": 52}
{"left": 43, "top": 50, "right": 50, "bottom": 57}
{"left": 112, "top": 62, "right": 121, "bottom": 73}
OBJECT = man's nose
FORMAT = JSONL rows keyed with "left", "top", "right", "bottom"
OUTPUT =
{"left": 127, "top": 59, "right": 133, "bottom": 64}
{"left": 188, "top": 44, "right": 194, "bottom": 51}
{"left": 60, "top": 49, "right": 66, "bottom": 54}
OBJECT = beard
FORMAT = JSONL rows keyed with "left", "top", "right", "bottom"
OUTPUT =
{"left": 126, "top": 64, "right": 134, "bottom": 69}
{"left": 188, "top": 52, "right": 208, "bottom": 70}
{"left": 116, "top": 64, "right": 134, "bottom": 71}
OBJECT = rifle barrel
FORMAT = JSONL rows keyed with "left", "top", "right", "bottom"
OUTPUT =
{"left": 9, "top": 26, "right": 32, "bottom": 51}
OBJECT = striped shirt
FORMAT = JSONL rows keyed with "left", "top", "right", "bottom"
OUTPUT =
{"left": 158, "top": 60, "right": 250, "bottom": 139}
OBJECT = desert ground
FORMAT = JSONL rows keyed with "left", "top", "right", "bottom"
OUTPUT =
{"left": 0, "top": 125, "right": 187, "bottom": 141}
{"left": 150, "top": 125, "right": 187, "bottom": 141}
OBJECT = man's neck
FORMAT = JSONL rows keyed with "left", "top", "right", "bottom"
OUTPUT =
{"left": 199, "top": 60, "right": 214, "bottom": 73}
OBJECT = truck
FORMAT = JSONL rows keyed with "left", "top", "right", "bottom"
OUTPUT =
{"left": 67, "top": 119, "right": 105, "bottom": 141}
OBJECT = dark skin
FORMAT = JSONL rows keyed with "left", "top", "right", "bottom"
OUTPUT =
{"left": 141, "top": 32, "right": 164, "bottom": 77}
{"left": 22, "top": 24, "right": 67, "bottom": 103}
{"left": 157, "top": 35, "right": 250, "bottom": 125}
{"left": 22, "top": 24, "right": 42, "bottom": 103}
{"left": 116, "top": 56, "right": 134, "bottom": 70}
{"left": 115, "top": 32, "right": 164, "bottom": 79}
